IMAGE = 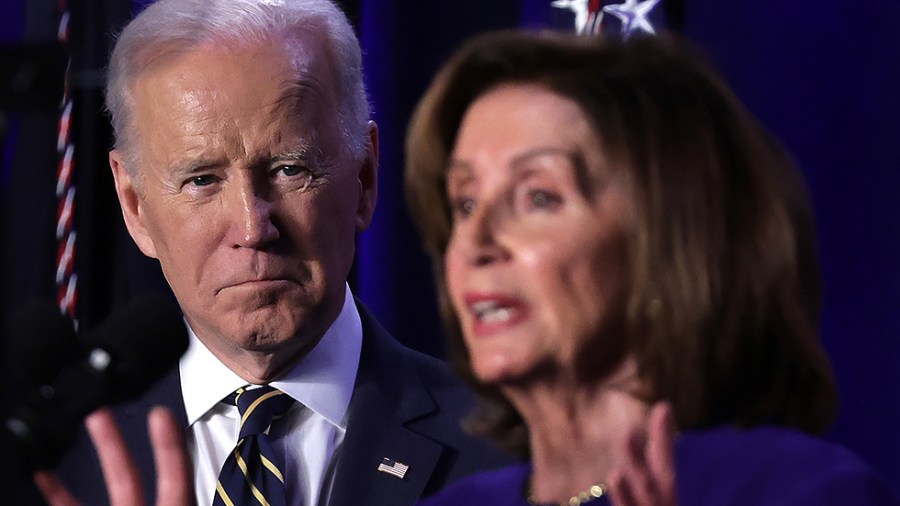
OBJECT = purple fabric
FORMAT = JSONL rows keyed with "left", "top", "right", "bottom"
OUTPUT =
{"left": 419, "top": 426, "right": 900, "bottom": 505}
{"left": 417, "top": 462, "right": 558, "bottom": 506}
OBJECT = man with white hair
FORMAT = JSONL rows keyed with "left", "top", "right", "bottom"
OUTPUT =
{"left": 42, "top": 0, "right": 508, "bottom": 504}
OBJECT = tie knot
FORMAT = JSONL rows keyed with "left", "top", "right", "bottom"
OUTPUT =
{"left": 229, "top": 385, "right": 294, "bottom": 438}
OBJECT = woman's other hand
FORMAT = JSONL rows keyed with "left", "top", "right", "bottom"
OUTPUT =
{"left": 609, "top": 402, "right": 677, "bottom": 506}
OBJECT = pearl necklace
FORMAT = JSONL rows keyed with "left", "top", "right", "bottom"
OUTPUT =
{"left": 526, "top": 482, "right": 607, "bottom": 506}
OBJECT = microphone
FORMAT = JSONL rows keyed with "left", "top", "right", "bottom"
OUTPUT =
{"left": 3, "top": 294, "right": 189, "bottom": 469}
{"left": 6, "top": 300, "right": 80, "bottom": 391}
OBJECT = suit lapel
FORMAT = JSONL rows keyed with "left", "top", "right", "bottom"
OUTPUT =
{"left": 328, "top": 302, "right": 445, "bottom": 506}
{"left": 117, "top": 363, "right": 187, "bottom": 426}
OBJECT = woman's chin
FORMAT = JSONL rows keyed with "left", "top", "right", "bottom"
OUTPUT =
{"left": 472, "top": 354, "right": 533, "bottom": 385}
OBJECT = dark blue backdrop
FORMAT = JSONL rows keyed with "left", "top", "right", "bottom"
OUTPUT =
{"left": 1, "top": 0, "right": 898, "bottom": 496}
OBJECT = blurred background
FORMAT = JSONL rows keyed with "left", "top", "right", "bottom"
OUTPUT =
{"left": 1, "top": 0, "right": 898, "bottom": 497}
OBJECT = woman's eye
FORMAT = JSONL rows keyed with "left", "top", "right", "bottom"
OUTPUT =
{"left": 451, "top": 197, "right": 475, "bottom": 219}
{"left": 528, "top": 189, "right": 561, "bottom": 209}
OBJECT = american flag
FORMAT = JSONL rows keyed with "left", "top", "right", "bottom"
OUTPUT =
{"left": 376, "top": 457, "right": 409, "bottom": 479}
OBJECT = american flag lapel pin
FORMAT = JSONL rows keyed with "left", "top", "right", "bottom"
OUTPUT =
{"left": 377, "top": 457, "right": 410, "bottom": 479}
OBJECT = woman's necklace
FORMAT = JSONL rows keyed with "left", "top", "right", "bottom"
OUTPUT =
{"left": 526, "top": 481, "right": 607, "bottom": 506}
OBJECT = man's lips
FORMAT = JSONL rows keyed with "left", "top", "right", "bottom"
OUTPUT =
{"left": 216, "top": 277, "right": 295, "bottom": 294}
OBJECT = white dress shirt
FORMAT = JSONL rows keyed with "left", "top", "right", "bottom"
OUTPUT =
{"left": 180, "top": 284, "right": 362, "bottom": 506}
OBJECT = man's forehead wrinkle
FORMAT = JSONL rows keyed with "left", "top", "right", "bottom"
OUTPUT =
{"left": 265, "top": 79, "right": 329, "bottom": 149}
{"left": 273, "top": 78, "right": 327, "bottom": 115}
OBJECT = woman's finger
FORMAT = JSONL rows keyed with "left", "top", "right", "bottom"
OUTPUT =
{"left": 623, "top": 429, "right": 659, "bottom": 504}
{"left": 645, "top": 402, "right": 677, "bottom": 505}
{"left": 609, "top": 402, "right": 678, "bottom": 506}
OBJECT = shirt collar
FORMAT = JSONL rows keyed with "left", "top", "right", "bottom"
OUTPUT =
{"left": 180, "top": 283, "right": 363, "bottom": 429}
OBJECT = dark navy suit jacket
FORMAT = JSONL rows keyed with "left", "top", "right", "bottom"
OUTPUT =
{"left": 46, "top": 301, "right": 510, "bottom": 505}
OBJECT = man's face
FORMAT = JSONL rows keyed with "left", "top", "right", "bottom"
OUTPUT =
{"left": 110, "top": 36, "right": 377, "bottom": 382}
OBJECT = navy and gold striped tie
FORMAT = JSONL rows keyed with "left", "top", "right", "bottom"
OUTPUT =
{"left": 212, "top": 385, "right": 295, "bottom": 506}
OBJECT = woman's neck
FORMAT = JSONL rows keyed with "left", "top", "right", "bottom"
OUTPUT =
{"left": 503, "top": 357, "right": 650, "bottom": 504}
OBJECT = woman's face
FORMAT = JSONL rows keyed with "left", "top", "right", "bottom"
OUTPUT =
{"left": 445, "top": 84, "right": 630, "bottom": 385}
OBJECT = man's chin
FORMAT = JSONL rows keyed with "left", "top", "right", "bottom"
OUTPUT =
{"left": 235, "top": 307, "right": 325, "bottom": 349}
{"left": 214, "top": 328, "right": 316, "bottom": 381}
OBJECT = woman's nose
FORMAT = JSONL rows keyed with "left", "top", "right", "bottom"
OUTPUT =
{"left": 459, "top": 201, "right": 510, "bottom": 267}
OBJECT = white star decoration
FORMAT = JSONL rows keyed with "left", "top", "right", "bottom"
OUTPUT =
{"left": 602, "top": 0, "right": 662, "bottom": 37}
{"left": 551, "top": 0, "right": 663, "bottom": 37}
{"left": 551, "top": 0, "right": 593, "bottom": 34}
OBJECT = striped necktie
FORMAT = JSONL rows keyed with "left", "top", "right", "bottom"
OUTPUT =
{"left": 213, "top": 385, "right": 295, "bottom": 506}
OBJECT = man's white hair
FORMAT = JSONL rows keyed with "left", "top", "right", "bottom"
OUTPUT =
{"left": 106, "top": 0, "right": 370, "bottom": 174}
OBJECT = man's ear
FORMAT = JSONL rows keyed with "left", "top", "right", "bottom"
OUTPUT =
{"left": 355, "top": 120, "right": 379, "bottom": 232}
{"left": 109, "top": 150, "right": 158, "bottom": 258}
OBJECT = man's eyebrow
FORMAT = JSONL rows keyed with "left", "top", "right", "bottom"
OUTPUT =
{"left": 171, "top": 158, "right": 225, "bottom": 176}
{"left": 274, "top": 143, "right": 316, "bottom": 158}
{"left": 270, "top": 145, "right": 326, "bottom": 165}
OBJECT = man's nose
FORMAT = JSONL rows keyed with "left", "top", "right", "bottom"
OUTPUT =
{"left": 227, "top": 184, "right": 280, "bottom": 248}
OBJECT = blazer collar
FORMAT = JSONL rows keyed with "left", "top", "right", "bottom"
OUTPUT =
{"left": 328, "top": 300, "right": 445, "bottom": 506}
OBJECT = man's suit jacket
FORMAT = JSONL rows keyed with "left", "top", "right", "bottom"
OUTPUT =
{"left": 48, "top": 301, "right": 511, "bottom": 505}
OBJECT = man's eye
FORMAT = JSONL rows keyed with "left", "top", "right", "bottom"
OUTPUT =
{"left": 278, "top": 165, "right": 306, "bottom": 177}
{"left": 189, "top": 175, "right": 217, "bottom": 187}
{"left": 274, "top": 164, "right": 316, "bottom": 191}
